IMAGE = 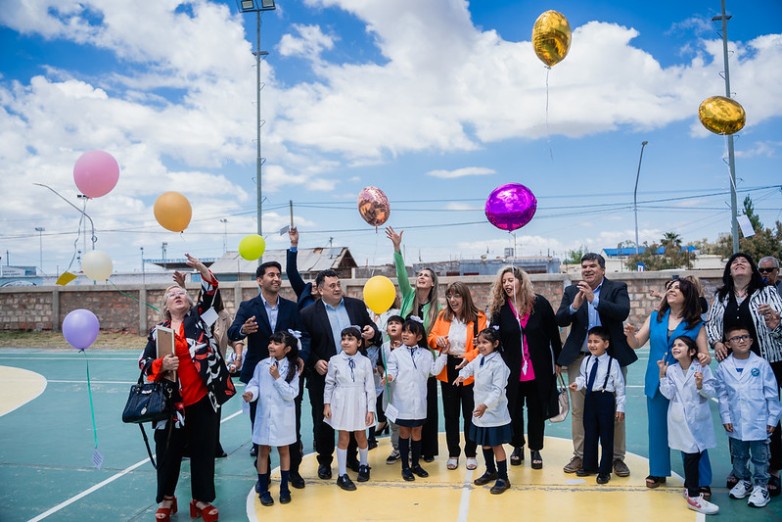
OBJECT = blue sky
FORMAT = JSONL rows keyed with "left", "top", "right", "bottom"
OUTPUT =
{"left": 1, "top": 0, "right": 780, "bottom": 275}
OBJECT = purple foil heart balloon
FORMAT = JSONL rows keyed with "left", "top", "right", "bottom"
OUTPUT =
{"left": 485, "top": 183, "right": 537, "bottom": 232}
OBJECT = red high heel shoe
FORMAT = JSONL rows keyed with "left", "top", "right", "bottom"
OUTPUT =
{"left": 190, "top": 499, "right": 219, "bottom": 522}
{"left": 155, "top": 496, "right": 177, "bottom": 521}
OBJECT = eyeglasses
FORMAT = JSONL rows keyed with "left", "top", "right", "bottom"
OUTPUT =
{"left": 167, "top": 291, "right": 188, "bottom": 298}
{"left": 727, "top": 334, "right": 751, "bottom": 343}
{"left": 759, "top": 267, "right": 778, "bottom": 274}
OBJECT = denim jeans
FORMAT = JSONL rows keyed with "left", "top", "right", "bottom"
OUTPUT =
{"left": 731, "top": 437, "right": 770, "bottom": 487}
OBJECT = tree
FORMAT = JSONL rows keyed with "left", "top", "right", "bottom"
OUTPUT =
{"left": 565, "top": 246, "right": 587, "bottom": 265}
{"left": 625, "top": 232, "right": 695, "bottom": 270}
{"left": 715, "top": 195, "right": 782, "bottom": 261}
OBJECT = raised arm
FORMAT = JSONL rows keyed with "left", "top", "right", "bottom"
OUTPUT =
{"left": 386, "top": 226, "right": 413, "bottom": 299}
{"left": 286, "top": 227, "right": 307, "bottom": 298}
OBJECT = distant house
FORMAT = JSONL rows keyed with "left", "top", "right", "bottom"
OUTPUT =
{"left": 410, "top": 257, "right": 561, "bottom": 277}
{"left": 208, "top": 248, "right": 357, "bottom": 282}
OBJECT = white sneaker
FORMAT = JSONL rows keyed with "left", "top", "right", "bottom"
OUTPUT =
{"left": 748, "top": 486, "right": 771, "bottom": 508}
{"left": 729, "top": 480, "right": 753, "bottom": 499}
{"left": 686, "top": 494, "right": 719, "bottom": 515}
{"left": 466, "top": 457, "right": 478, "bottom": 470}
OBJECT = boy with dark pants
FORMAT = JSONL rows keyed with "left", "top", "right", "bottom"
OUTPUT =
{"left": 569, "top": 326, "right": 626, "bottom": 484}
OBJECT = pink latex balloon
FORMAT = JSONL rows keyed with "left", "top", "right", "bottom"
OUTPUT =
{"left": 357, "top": 186, "right": 390, "bottom": 227}
{"left": 73, "top": 150, "right": 120, "bottom": 198}
{"left": 485, "top": 183, "right": 537, "bottom": 232}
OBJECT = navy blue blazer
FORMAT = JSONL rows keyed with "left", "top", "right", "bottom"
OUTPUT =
{"left": 555, "top": 277, "right": 636, "bottom": 368}
{"left": 228, "top": 293, "right": 309, "bottom": 384}
{"left": 300, "top": 296, "right": 380, "bottom": 386}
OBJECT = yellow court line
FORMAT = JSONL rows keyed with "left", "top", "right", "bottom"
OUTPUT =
{"left": 246, "top": 435, "right": 700, "bottom": 522}
{"left": 0, "top": 366, "right": 47, "bottom": 417}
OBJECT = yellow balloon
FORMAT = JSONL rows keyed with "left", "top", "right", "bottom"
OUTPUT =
{"left": 363, "top": 275, "right": 396, "bottom": 315}
{"left": 698, "top": 96, "right": 746, "bottom": 135}
{"left": 238, "top": 234, "right": 266, "bottom": 261}
{"left": 532, "top": 10, "right": 572, "bottom": 67}
{"left": 153, "top": 192, "right": 192, "bottom": 232}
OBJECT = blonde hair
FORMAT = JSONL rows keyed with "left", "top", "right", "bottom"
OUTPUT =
{"left": 160, "top": 284, "right": 194, "bottom": 321}
{"left": 488, "top": 266, "right": 535, "bottom": 318}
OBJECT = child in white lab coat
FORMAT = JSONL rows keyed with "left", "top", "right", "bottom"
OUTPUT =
{"left": 242, "top": 331, "right": 300, "bottom": 506}
{"left": 384, "top": 316, "right": 447, "bottom": 481}
{"left": 716, "top": 325, "right": 782, "bottom": 509}
{"left": 658, "top": 335, "right": 719, "bottom": 515}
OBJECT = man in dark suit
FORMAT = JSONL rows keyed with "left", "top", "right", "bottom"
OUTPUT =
{"left": 228, "top": 261, "right": 309, "bottom": 488}
{"left": 301, "top": 269, "right": 381, "bottom": 480}
{"left": 556, "top": 253, "right": 636, "bottom": 478}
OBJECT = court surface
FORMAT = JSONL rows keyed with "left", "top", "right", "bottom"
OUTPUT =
{"left": 0, "top": 348, "right": 778, "bottom": 521}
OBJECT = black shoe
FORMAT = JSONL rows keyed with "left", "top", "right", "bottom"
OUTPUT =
{"left": 215, "top": 444, "right": 228, "bottom": 458}
{"left": 530, "top": 449, "right": 543, "bottom": 470}
{"left": 401, "top": 468, "right": 415, "bottom": 481}
{"left": 474, "top": 471, "right": 498, "bottom": 486}
{"left": 576, "top": 469, "right": 596, "bottom": 477}
{"left": 411, "top": 464, "right": 429, "bottom": 478}
{"left": 279, "top": 490, "right": 291, "bottom": 504}
{"left": 510, "top": 446, "right": 524, "bottom": 466}
{"left": 347, "top": 459, "right": 361, "bottom": 473}
{"left": 250, "top": 445, "right": 258, "bottom": 457}
{"left": 318, "top": 464, "right": 332, "bottom": 480}
{"left": 367, "top": 439, "right": 378, "bottom": 450}
{"left": 699, "top": 486, "right": 712, "bottom": 500}
{"left": 336, "top": 474, "right": 357, "bottom": 491}
{"left": 423, "top": 455, "right": 435, "bottom": 463}
{"left": 357, "top": 464, "right": 371, "bottom": 482}
{"left": 596, "top": 473, "right": 611, "bottom": 485}
{"left": 290, "top": 472, "right": 305, "bottom": 489}
{"left": 490, "top": 479, "right": 511, "bottom": 494}
{"left": 259, "top": 491, "right": 274, "bottom": 506}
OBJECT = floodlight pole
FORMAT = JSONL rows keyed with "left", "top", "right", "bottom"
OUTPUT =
{"left": 633, "top": 141, "right": 649, "bottom": 256}
{"left": 713, "top": 0, "right": 739, "bottom": 254}
{"left": 35, "top": 227, "right": 45, "bottom": 275}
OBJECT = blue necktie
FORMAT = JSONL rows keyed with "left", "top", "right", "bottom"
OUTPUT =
{"left": 586, "top": 358, "right": 599, "bottom": 392}
{"left": 348, "top": 357, "right": 356, "bottom": 382}
{"left": 480, "top": 356, "right": 485, "bottom": 367}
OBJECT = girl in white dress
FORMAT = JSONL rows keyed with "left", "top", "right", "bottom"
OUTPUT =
{"left": 455, "top": 327, "right": 513, "bottom": 494}
{"left": 324, "top": 326, "right": 376, "bottom": 491}
{"left": 658, "top": 335, "right": 719, "bottom": 515}
{"left": 384, "top": 317, "right": 447, "bottom": 481}
{"left": 242, "top": 330, "right": 300, "bottom": 506}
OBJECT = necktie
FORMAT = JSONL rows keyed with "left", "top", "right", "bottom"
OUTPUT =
{"left": 348, "top": 357, "right": 356, "bottom": 382}
{"left": 586, "top": 358, "right": 599, "bottom": 392}
{"left": 480, "top": 356, "right": 485, "bottom": 367}
{"left": 409, "top": 347, "right": 418, "bottom": 369}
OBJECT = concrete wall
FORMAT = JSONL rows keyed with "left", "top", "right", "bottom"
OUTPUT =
{"left": 1, "top": 270, "right": 725, "bottom": 335}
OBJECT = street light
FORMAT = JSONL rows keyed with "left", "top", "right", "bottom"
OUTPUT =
{"left": 35, "top": 227, "right": 45, "bottom": 274}
{"left": 220, "top": 218, "right": 229, "bottom": 253}
{"left": 237, "top": 0, "right": 276, "bottom": 245}
{"left": 633, "top": 141, "right": 649, "bottom": 256}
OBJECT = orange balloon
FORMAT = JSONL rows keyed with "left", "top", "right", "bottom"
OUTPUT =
{"left": 153, "top": 191, "right": 192, "bottom": 232}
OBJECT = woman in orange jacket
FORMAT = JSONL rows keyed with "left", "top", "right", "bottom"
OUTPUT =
{"left": 428, "top": 281, "right": 487, "bottom": 471}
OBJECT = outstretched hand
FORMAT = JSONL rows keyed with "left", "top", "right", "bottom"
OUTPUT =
{"left": 385, "top": 226, "right": 403, "bottom": 252}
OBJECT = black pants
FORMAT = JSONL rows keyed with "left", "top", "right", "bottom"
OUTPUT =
{"left": 770, "top": 361, "right": 782, "bottom": 471}
{"left": 512, "top": 380, "right": 545, "bottom": 451}
{"left": 249, "top": 378, "right": 304, "bottom": 474}
{"left": 421, "top": 376, "right": 439, "bottom": 458}
{"left": 582, "top": 391, "right": 615, "bottom": 475}
{"left": 683, "top": 451, "right": 703, "bottom": 497}
{"left": 155, "top": 396, "right": 219, "bottom": 503}
{"left": 441, "top": 356, "right": 476, "bottom": 458}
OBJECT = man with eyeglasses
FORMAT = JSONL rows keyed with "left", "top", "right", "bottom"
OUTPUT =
{"left": 759, "top": 256, "right": 782, "bottom": 296}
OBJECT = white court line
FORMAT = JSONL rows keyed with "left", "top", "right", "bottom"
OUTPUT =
{"left": 456, "top": 468, "right": 474, "bottom": 522}
{"left": 26, "top": 409, "right": 244, "bottom": 522}
{"left": 48, "top": 380, "right": 136, "bottom": 385}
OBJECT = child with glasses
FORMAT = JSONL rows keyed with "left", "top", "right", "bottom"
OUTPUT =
{"left": 715, "top": 325, "right": 782, "bottom": 508}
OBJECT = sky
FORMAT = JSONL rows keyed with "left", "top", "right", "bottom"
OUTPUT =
{"left": 1, "top": 0, "right": 781, "bottom": 277}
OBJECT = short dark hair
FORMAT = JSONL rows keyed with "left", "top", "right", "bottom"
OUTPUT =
{"left": 386, "top": 315, "right": 404, "bottom": 325}
{"left": 581, "top": 253, "right": 606, "bottom": 269}
{"left": 587, "top": 325, "right": 610, "bottom": 342}
{"left": 315, "top": 269, "right": 339, "bottom": 288}
{"left": 256, "top": 261, "right": 281, "bottom": 279}
{"left": 724, "top": 324, "right": 752, "bottom": 340}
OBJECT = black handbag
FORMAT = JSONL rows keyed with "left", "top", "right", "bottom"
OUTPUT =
{"left": 122, "top": 369, "right": 176, "bottom": 424}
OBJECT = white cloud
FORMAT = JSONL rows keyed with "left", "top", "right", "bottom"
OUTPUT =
{"left": 279, "top": 24, "right": 335, "bottom": 61}
{"left": 427, "top": 166, "right": 495, "bottom": 179}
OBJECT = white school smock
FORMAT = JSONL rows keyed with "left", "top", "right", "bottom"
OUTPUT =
{"left": 458, "top": 351, "right": 511, "bottom": 428}
{"left": 658, "top": 361, "right": 717, "bottom": 453}
{"left": 245, "top": 357, "right": 299, "bottom": 446}
{"left": 324, "top": 351, "right": 376, "bottom": 431}
{"left": 716, "top": 352, "right": 782, "bottom": 442}
{"left": 386, "top": 345, "right": 447, "bottom": 420}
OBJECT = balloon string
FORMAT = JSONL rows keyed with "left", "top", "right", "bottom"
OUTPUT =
{"left": 370, "top": 226, "right": 380, "bottom": 278}
{"left": 508, "top": 232, "right": 526, "bottom": 371}
{"left": 84, "top": 352, "right": 99, "bottom": 449}
{"left": 109, "top": 280, "right": 160, "bottom": 312}
{"left": 545, "top": 66, "right": 554, "bottom": 161}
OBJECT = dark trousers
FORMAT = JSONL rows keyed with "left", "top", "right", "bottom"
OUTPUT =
{"left": 441, "top": 356, "right": 476, "bottom": 458}
{"left": 582, "top": 391, "right": 615, "bottom": 475}
{"left": 308, "top": 376, "right": 358, "bottom": 466}
{"left": 771, "top": 361, "right": 782, "bottom": 471}
{"left": 421, "top": 376, "right": 439, "bottom": 458}
{"left": 513, "top": 379, "right": 545, "bottom": 451}
{"left": 155, "top": 396, "right": 219, "bottom": 503}
{"left": 249, "top": 378, "right": 304, "bottom": 474}
{"left": 683, "top": 451, "right": 703, "bottom": 497}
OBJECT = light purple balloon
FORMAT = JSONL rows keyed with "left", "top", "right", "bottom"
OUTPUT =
{"left": 62, "top": 309, "right": 100, "bottom": 350}
{"left": 73, "top": 150, "right": 120, "bottom": 198}
{"left": 485, "top": 183, "right": 537, "bottom": 232}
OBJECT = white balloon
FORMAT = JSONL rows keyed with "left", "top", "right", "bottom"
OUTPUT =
{"left": 82, "top": 250, "right": 113, "bottom": 281}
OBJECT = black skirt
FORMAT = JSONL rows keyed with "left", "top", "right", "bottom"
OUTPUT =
{"left": 468, "top": 423, "right": 513, "bottom": 447}
{"left": 395, "top": 417, "right": 426, "bottom": 428}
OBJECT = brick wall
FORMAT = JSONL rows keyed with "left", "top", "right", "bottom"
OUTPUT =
{"left": 0, "top": 270, "right": 725, "bottom": 335}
